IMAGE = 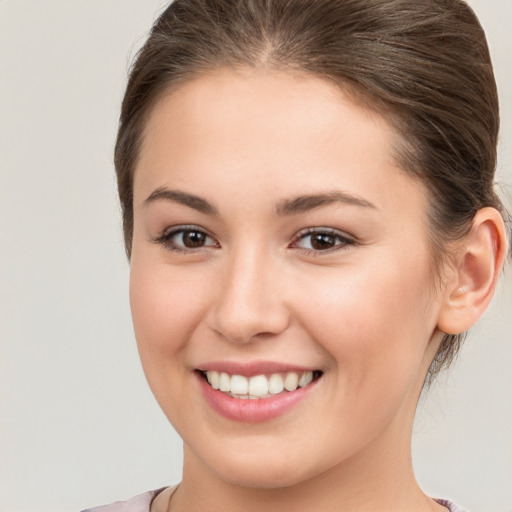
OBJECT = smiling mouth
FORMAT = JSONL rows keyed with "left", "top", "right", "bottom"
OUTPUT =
{"left": 198, "top": 370, "right": 323, "bottom": 399}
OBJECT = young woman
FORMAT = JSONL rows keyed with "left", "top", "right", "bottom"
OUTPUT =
{"left": 83, "top": 1, "right": 510, "bottom": 510}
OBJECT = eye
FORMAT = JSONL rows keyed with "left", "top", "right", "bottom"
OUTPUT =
{"left": 291, "top": 228, "right": 355, "bottom": 253}
{"left": 154, "top": 226, "right": 218, "bottom": 252}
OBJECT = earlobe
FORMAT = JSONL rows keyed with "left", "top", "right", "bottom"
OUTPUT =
{"left": 437, "top": 207, "right": 509, "bottom": 335}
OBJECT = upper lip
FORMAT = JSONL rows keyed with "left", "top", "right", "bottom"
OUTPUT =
{"left": 196, "top": 360, "right": 319, "bottom": 376}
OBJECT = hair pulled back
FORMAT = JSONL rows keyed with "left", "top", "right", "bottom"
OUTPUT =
{"left": 115, "top": 0, "right": 507, "bottom": 380}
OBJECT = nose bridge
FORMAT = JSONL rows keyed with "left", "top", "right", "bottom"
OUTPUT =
{"left": 211, "top": 241, "right": 288, "bottom": 343}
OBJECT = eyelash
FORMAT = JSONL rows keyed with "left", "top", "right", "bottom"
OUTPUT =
{"left": 153, "top": 226, "right": 356, "bottom": 255}
{"left": 153, "top": 225, "right": 218, "bottom": 253}
{"left": 289, "top": 228, "right": 356, "bottom": 255}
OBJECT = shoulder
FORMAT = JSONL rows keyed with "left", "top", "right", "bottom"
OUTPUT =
{"left": 436, "top": 498, "right": 470, "bottom": 512}
{"left": 80, "top": 488, "right": 167, "bottom": 512}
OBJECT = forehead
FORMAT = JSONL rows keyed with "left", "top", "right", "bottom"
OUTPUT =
{"left": 139, "top": 67, "right": 390, "bottom": 164}
{"left": 135, "top": 68, "right": 426, "bottom": 217}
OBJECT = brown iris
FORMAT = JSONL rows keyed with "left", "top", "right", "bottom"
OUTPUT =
{"left": 310, "top": 233, "right": 337, "bottom": 250}
{"left": 182, "top": 230, "right": 207, "bottom": 248}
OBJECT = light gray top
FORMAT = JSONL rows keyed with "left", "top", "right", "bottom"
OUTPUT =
{"left": 81, "top": 488, "right": 469, "bottom": 512}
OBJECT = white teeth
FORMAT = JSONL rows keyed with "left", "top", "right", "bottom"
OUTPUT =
{"left": 230, "top": 374, "right": 249, "bottom": 395}
{"left": 284, "top": 372, "right": 299, "bottom": 391}
{"left": 299, "top": 371, "right": 313, "bottom": 387}
{"left": 248, "top": 375, "right": 268, "bottom": 396}
{"left": 206, "top": 371, "right": 220, "bottom": 389}
{"left": 205, "top": 370, "right": 318, "bottom": 398}
{"left": 268, "top": 373, "right": 284, "bottom": 394}
{"left": 219, "top": 372, "right": 231, "bottom": 392}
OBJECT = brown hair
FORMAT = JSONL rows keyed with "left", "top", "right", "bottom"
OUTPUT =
{"left": 114, "top": 0, "right": 508, "bottom": 380}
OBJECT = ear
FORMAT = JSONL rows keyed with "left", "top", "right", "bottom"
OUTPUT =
{"left": 437, "top": 207, "right": 509, "bottom": 335}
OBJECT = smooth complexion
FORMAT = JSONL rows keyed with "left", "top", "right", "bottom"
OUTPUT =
{"left": 129, "top": 68, "right": 504, "bottom": 512}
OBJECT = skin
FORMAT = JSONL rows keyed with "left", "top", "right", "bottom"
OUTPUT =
{"left": 128, "top": 68, "right": 499, "bottom": 511}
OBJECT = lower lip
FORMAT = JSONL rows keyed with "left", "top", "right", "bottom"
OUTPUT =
{"left": 197, "top": 373, "right": 317, "bottom": 423}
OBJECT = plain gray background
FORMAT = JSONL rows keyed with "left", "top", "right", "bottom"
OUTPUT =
{"left": 0, "top": 1, "right": 510, "bottom": 511}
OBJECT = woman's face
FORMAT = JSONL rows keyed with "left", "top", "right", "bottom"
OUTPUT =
{"left": 130, "top": 68, "right": 445, "bottom": 487}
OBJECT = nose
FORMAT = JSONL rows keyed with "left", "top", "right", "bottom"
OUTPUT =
{"left": 208, "top": 246, "right": 290, "bottom": 344}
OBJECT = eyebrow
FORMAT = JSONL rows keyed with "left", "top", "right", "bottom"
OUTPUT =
{"left": 144, "top": 187, "right": 376, "bottom": 217}
{"left": 275, "top": 191, "right": 377, "bottom": 216}
{"left": 144, "top": 187, "right": 219, "bottom": 216}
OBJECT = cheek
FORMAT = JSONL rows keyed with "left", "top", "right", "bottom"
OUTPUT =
{"left": 296, "top": 251, "right": 436, "bottom": 382}
{"left": 290, "top": 254, "right": 438, "bottom": 452}
{"left": 129, "top": 258, "right": 210, "bottom": 373}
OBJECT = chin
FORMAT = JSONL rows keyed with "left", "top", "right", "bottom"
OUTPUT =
{"left": 215, "top": 462, "right": 313, "bottom": 489}
{"left": 193, "top": 442, "right": 329, "bottom": 490}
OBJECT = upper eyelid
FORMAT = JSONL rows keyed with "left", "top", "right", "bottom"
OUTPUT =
{"left": 161, "top": 224, "right": 212, "bottom": 238}
{"left": 154, "top": 225, "right": 355, "bottom": 249}
{"left": 289, "top": 228, "right": 356, "bottom": 254}
{"left": 291, "top": 227, "right": 355, "bottom": 241}
{"left": 160, "top": 226, "right": 352, "bottom": 239}
{"left": 154, "top": 224, "right": 218, "bottom": 247}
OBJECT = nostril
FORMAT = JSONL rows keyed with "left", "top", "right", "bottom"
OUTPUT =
{"left": 211, "top": 326, "right": 274, "bottom": 345}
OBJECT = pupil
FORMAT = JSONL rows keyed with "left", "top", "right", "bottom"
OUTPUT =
{"left": 183, "top": 231, "right": 206, "bottom": 248}
{"left": 311, "top": 234, "right": 335, "bottom": 250}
